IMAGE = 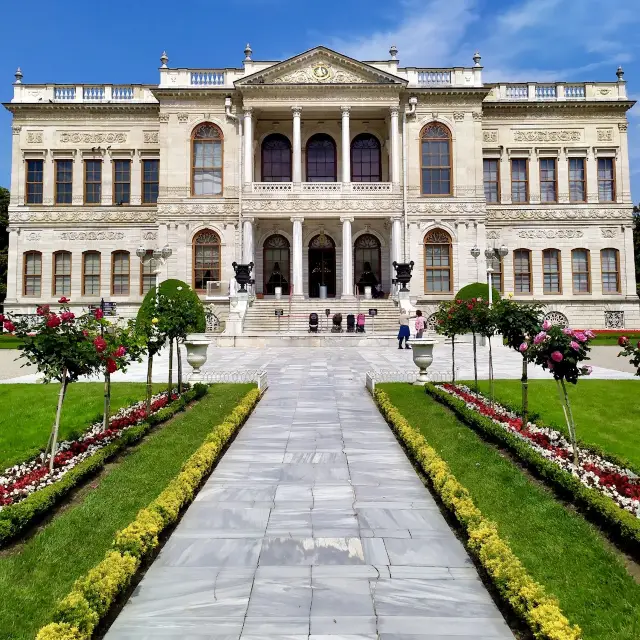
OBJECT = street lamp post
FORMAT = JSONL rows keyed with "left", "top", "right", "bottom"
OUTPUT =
{"left": 470, "top": 245, "right": 508, "bottom": 307}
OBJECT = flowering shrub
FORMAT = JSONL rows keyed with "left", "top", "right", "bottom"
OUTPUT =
{"left": 434, "top": 299, "right": 473, "bottom": 383}
{"left": 617, "top": 336, "right": 640, "bottom": 376}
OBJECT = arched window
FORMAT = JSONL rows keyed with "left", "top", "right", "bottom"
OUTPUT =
{"left": 193, "top": 229, "right": 221, "bottom": 291}
{"left": 192, "top": 123, "right": 223, "bottom": 196}
{"left": 23, "top": 251, "right": 42, "bottom": 297}
{"left": 513, "top": 249, "right": 532, "bottom": 294}
{"left": 601, "top": 248, "right": 620, "bottom": 293}
{"left": 261, "top": 134, "right": 292, "bottom": 182}
{"left": 263, "top": 234, "right": 290, "bottom": 295}
{"left": 351, "top": 134, "right": 381, "bottom": 182}
{"left": 424, "top": 228, "right": 452, "bottom": 293}
{"left": 83, "top": 251, "right": 101, "bottom": 296}
{"left": 53, "top": 251, "right": 72, "bottom": 297}
{"left": 571, "top": 249, "right": 590, "bottom": 293}
{"left": 306, "top": 133, "right": 336, "bottom": 182}
{"left": 542, "top": 249, "right": 562, "bottom": 294}
{"left": 111, "top": 251, "right": 130, "bottom": 296}
{"left": 354, "top": 234, "right": 381, "bottom": 291}
{"left": 421, "top": 123, "right": 452, "bottom": 195}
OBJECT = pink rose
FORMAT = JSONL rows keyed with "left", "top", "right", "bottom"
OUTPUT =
{"left": 533, "top": 331, "right": 548, "bottom": 345}
{"left": 585, "top": 330, "right": 596, "bottom": 339}
{"left": 582, "top": 365, "right": 593, "bottom": 375}
{"left": 570, "top": 341, "right": 580, "bottom": 351}
{"left": 519, "top": 343, "right": 528, "bottom": 352}
{"left": 542, "top": 320, "right": 551, "bottom": 330}
{"left": 562, "top": 328, "right": 573, "bottom": 336}
{"left": 114, "top": 345, "right": 126, "bottom": 358}
{"left": 551, "top": 351, "right": 564, "bottom": 363}
{"left": 573, "top": 331, "right": 587, "bottom": 343}
{"left": 93, "top": 336, "right": 107, "bottom": 353}
{"left": 547, "top": 360, "right": 554, "bottom": 370}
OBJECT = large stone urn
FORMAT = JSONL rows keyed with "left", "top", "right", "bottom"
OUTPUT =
{"left": 411, "top": 337, "right": 437, "bottom": 384}
{"left": 184, "top": 333, "right": 210, "bottom": 381}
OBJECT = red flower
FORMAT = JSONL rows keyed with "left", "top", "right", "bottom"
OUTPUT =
{"left": 106, "top": 358, "right": 118, "bottom": 374}
{"left": 0, "top": 314, "right": 4, "bottom": 323}
{"left": 618, "top": 336, "right": 629, "bottom": 346}
{"left": 60, "top": 311, "right": 75, "bottom": 323}
{"left": 82, "top": 330, "right": 89, "bottom": 338}
{"left": 36, "top": 305, "right": 50, "bottom": 316}
{"left": 58, "top": 296, "right": 70, "bottom": 304}
{"left": 93, "top": 336, "right": 107, "bottom": 353}
{"left": 467, "top": 304, "right": 473, "bottom": 310}
{"left": 46, "top": 314, "right": 61, "bottom": 329}
{"left": 113, "top": 345, "right": 127, "bottom": 358}
{"left": 3, "top": 321, "right": 16, "bottom": 333}
{"left": 94, "top": 308, "right": 104, "bottom": 320}
{"left": 637, "top": 341, "right": 640, "bottom": 350}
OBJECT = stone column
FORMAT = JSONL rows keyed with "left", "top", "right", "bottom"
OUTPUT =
{"left": 341, "top": 217, "right": 354, "bottom": 297}
{"left": 623, "top": 224, "right": 636, "bottom": 296}
{"left": 291, "top": 217, "right": 304, "bottom": 297}
{"left": 243, "top": 107, "right": 253, "bottom": 184}
{"left": 389, "top": 106, "right": 400, "bottom": 185}
{"left": 618, "top": 123, "right": 630, "bottom": 203}
{"left": 341, "top": 106, "right": 351, "bottom": 183}
{"left": 242, "top": 218, "right": 254, "bottom": 264}
{"left": 390, "top": 217, "right": 402, "bottom": 265}
{"left": 292, "top": 106, "right": 302, "bottom": 183}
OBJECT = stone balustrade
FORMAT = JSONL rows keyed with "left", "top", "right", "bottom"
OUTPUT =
{"left": 246, "top": 182, "right": 396, "bottom": 195}
{"left": 12, "top": 84, "right": 157, "bottom": 103}
{"left": 488, "top": 81, "right": 626, "bottom": 101}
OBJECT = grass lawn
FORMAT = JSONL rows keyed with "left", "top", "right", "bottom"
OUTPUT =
{"left": 381, "top": 383, "right": 640, "bottom": 640}
{"left": 590, "top": 332, "right": 640, "bottom": 346}
{"left": 0, "top": 383, "right": 253, "bottom": 640}
{"left": 0, "top": 335, "right": 23, "bottom": 349}
{"left": 0, "top": 382, "right": 166, "bottom": 470}
{"left": 471, "top": 379, "right": 640, "bottom": 470}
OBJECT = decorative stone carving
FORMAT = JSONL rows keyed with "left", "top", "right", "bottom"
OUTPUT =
{"left": 517, "top": 229, "right": 584, "bottom": 239}
{"left": 486, "top": 230, "right": 501, "bottom": 239}
{"left": 161, "top": 202, "right": 238, "bottom": 215}
{"left": 12, "top": 125, "right": 22, "bottom": 134}
{"left": 513, "top": 130, "right": 581, "bottom": 142}
{"left": 142, "top": 231, "right": 158, "bottom": 241}
{"left": 407, "top": 202, "right": 485, "bottom": 215}
{"left": 601, "top": 228, "right": 617, "bottom": 238}
{"left": 15, "top": 210, "right": 156, "bottom": 223}
{"left": 242, "top": 199, "right": 404, "bottom": 213}
{"left": 59, "top": 132, "right": 127, "bottom": 144}
{"left": 177, "top": 112, "right": 189, "bottom": 123}
{"left": 26, "top": 232, "right": 41, "bottom": 241}
{"left": 543, "top": 311, "right": 569, "bottom": 328}
{"left": 159, "top": 113, "right": 170, "bottom": 123}
{"left": 472, "top": 111, "right": 483, "bottom": 121}
{"left": 143, "top": 131, "right": 159, "bottom": 143}
{"left": 453, "top": 112, "right": 465, "bottom": 121}
{"left": 597, "top": 129, "right": 613, "bottom": 142}
{"left": 264, "top": 59, "right": 377, "bottom": 85}
{"left": 488, "top": 208, "right": 629, "bottom": 221}
{"left": 27, "top": 131, "right": 43, "bottom": 143}
{"left": 604, "top": 311, "right": 624, "bottom": 329}
{"left": 60, "top": 231, "right": 124, "bottom": 241}
{"left": 483, "top": 130, "right": 498, "bottom": 143}
{"left": 618, "top": 123, "right": 628, "bottom": 132}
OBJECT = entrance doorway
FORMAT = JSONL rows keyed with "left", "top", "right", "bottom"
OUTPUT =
{"left": 354, "top": 233, "right": 381, "bottom": 294}
{"left": 263, "top": 234, "right": 290, "bottom": 295}
{"left": 308, "top": 233, "right": 336, "bottom": 297}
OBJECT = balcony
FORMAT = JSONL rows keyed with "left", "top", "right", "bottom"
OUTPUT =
{"left": 245, "top": 182, "right": 397, "bottom": 195}
{"left": 11, "top": 84, "right": 157, "bottom": 104}
{"left": 487, "top": 81, "right": 626, "bottom": 102}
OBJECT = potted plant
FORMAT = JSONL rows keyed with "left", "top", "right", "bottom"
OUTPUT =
{"left": 618, "top": 336, "right": 640, "bottom": 375}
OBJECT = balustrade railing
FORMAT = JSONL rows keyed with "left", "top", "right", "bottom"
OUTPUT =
{"left": 535, "top": 84, "right": 557, "bottom": 99}
{"left": 112, "top": 86, "right": 134, "bottom": 100}
{"left": 505, "top": 85, "right": 528, "bottom": 99}
{"left": 53, "top": 86, "right": 76, "bottom": 100}
{"left": 190, "top": 71, "right": 225, "bottom": 86}
{"left": 565, "top": 84, "right": 585, "bottom": 99}
{"left": 247, "top": 182, "right": 395, "bottom": 194}
{"left": 417, "top": 70, "right": 452, "bottom": 86}
{"left": 83, "top": 86, "right": 105, "bottom": 100}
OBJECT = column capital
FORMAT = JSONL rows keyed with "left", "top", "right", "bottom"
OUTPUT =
{"left": 389, "top": 105, "right": 400, "bottom": 116}
{"left": 340, "top": 216, "right": 354, "bottom": 223}
{"left": 390, "top": 216, "right": 402, "bottom": 223}
{"left": 340, "top": 105, "right": 351, "bottom": 115}
{"left": 12, "top": 125, "right": 21, "bottom": 134}
{"left": 290, "top": 216, "right": 304, "bottom": 223}
{"left": 242, "top": 106, "right": 253, "bottom": 116}
{"left": 243, "top": 216, "right": 255, "bottom": 224}
{"left": 291, "top": 106, "right": 303, "bottom": 116}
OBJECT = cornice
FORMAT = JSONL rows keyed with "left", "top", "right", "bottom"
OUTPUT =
{"left": 487, "top": 207, "right": 633, "bottom": 222}
{"left": 4, "top": 103, "right": 158, "bottom": 115}
{"left": 482, "top": 100, "right": 635, "bottom": 116}
{"left": 10, "top": 208, "right": 157, "bottom": 223}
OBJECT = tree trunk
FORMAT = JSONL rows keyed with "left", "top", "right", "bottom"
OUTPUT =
{"left": 177, "top": 340, "right": 183, "bottom": 394}
{"left": 49, "top": 368, "right": 68, "bottom": 473}
{"left": 521, "top": 357, "right": 529, "bottom": 428}
{"left": 102, "top": 371, "right": 111, "bottom": 432}
{"left": 146, "top": 353, "right": 153, "bottom": 416}
{"left": 488, "top": 336, "right": 494, "bottom": 406}
{"left": 451, "top": 336, "right": 456, "bottom": 384}
{"left": 167, "top": 338, "right": 173, "bottom": 400}
{"left": 559, "top": 379, "right": 580, "bottom": 467}
{"left": 472, "top": 332, "right": 478, "bottom": 392}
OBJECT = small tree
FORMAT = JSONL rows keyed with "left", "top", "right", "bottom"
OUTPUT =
{"left": 2, "top": 300, "right": 102, "bottom": 471}
{"left": 618, "top": 336, "right": 640, "bottom": 375}
{"left": 469, "top": 299, "right": 498, "bottom": 401}
{"left": 493, "top": 298, "right": 544, "bottom": 428}
{"left": 434, "top": 300, "right": 472, "bottom": 384}
{"left": 527, "top": 323, "right": 594, "bottom": 466}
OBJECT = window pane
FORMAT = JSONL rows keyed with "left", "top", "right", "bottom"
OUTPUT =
{"left": 142, "top": 159, "right": 159, "bottom": 204}
{"left": 598, "top": 158, "right": 615, "bottom": 201}
{"left": 543, "top": 249, "right": 561, "bottom": 293}
{"left": 511, "top": 159, "right": 528, "bottom": 203}
{"left": 112, "top": 252, "right": 130, "bottom": 295}
{"left": 514, "top": 250, "right": 531, "bottom": 293}
{"left": 85, "top": 161, "right": 102, "bottom": 203}
{"left": 540, "top": 158, "right": 557, "bottom": 203}
{"left": 483, "top": 159, "right": 499, "bottom": 203}
{"left": 26, "top": 160, "right": 44, "bottom": 204}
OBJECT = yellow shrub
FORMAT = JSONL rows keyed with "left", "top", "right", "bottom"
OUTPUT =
{"left": 36, "top": 622, "right": 86, "bottom": 640}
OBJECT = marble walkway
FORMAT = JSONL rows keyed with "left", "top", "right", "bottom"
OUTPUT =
{"left": 105, "top": 350, "right": 514, "bottom": 639}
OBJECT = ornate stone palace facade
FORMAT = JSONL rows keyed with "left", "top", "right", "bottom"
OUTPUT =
{"left": 3, "top": 45, "right": 638, "bottom": 328}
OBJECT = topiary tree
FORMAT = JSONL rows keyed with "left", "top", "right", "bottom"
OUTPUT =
{"left": 434, "top": 300, "right": 472, "bottom": 383}
{"left": 455, "top": 282, "right": 502, "bottom": 303}
{"left": 469, "top": 299, "right": 498, "bottom": 402}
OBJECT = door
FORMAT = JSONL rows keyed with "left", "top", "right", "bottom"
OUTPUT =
{"left": 308, "top": 233, "right": 336, "bottom": 297}
{"left": 263, "top": 234, "right": 290, "bottom": 295}
{"left": 354, "top": 233, "right": 381, "bottom": 294}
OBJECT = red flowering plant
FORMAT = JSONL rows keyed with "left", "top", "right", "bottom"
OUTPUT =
{"left": 617, "top": 336, "right": 640, "bottom": 376}
{"left": 434, "top": 299, "right": 472, "bottom": 384}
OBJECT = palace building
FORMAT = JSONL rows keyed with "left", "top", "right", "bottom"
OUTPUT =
{"left": 3, "top": 45, "right": 639, "bottom": 331}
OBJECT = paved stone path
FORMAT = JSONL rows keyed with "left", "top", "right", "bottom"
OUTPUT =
{"left": 106, "top": 350, "right": 514, "bottom": 639}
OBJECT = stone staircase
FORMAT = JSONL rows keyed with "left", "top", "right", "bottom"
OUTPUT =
{"left": 242, "top": 297, "right": 400, "bottom": 334}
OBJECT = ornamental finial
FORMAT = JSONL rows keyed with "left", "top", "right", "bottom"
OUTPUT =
{"left": 244, "top": 43, "right": 252, "bottom": 62}
{"left": 14, "top": 67, "right": 23, "bottom": 84}
{"left": 616, "top": 65, "right": 624, "bottom": 80}
{"left": 389, "top": 45, "right": 398, "bottom": 60}
{"left": 160, "top": 51, "right": 168, "bottom": 68}
{"left": 473, "top": 51, "right": 482, "bottom": 67}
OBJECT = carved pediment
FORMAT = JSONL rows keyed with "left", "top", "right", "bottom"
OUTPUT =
{"left": 237, "top": 47, "right": 405, "bottom": 87}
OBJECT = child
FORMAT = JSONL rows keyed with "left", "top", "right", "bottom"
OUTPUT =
{"left": 414, "top": 310, "right": 425, "bottom": 338}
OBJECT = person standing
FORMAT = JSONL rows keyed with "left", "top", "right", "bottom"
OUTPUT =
{"left": 398, "top": 309, "right": 410, "bottom": 349}
{"left": 414, "top": 310, "right": 425, "bottom": 338}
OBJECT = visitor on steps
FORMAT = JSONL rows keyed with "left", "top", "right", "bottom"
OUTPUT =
{"left": 356, "top": 313, "right": 366, "bottom": 333}
{"left": 414, "top": 310, "right": 425, "bottom": 338}
{"left": 398, "top": 309, "right": 410, "bottom": 349}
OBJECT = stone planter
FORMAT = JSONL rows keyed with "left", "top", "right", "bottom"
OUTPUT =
{"left": 274, "top": 286, "right": 282, "bottom": 300}
{"left": 184, "top": 333, "right": 210, "bottom": 381}
{"left": 411, "top": 337, "right": 437, "bottom": 385}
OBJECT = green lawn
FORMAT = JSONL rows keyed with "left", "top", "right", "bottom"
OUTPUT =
{"left": 0, "top": 382, "right": 167, "bottom": 470}
{"left": 0, "top": 335, "right": 23, "bottom": 349}
{"left": 0, "top": 383, "right": 253, "bottom": 640}
{"left": 381, "top": 384, "right": 640, "bottom": 640}
{"left": 471, "top": 379, "right": 640, "bottom": 470}
{"left": 590, "top": 332, "right": 640, "bottom": 346}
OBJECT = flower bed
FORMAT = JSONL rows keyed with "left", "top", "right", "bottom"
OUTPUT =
{"left": 0, "top": 391, "right": 180, "bottom": 509}
{"left": 439, "top": 383, "right": 640, "bottom": 516}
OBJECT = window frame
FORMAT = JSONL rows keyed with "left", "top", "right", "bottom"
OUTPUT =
{"left": 140, "top": 250, "right": 156, "bottom": 295}
{"left": 571, "top": 248, "right": 591, "bottom": 294}
{"left": 513, "top": 248, "right": 532, "bottom": 294}
{"left": 112, "top": 158, "right": 131, "bottom": 205}
{"left": 82, "top": 250, "right": 101, "bottom": 297}
{"left": 597, "top": 157, "right": 616, "bottom": 203}
{"left": 52, "top": 250, "right": 72, "bottom": 297}
{"left": 483, "top": 158, "right": 500, "bottom": 204}
{"left": 23, "top": 250, "right": 42, "bottom": 297}
{"left": 261, "top": 133, "right": 292, "bottom": 182}
{"left": 542, "top": 248, "right": 562, "bottom": 294}
{"left": 25, "top": 159, "right": 44, "bottom": 205}
{"left": 84, "top": 159, "right": 102, "bottom": 205}
{"left": 510, "top": 158, "right": 529, "bottom": 204}
{"left": 423, "top": 228, "right": 453, "bottom": 294}
{"left": 141, "top": 158, "right": 160, "bottom": 205}
{"left": 568, "top": 157, "right": 587, "bottom": 203}
{"left": 55, "top": 159, "right": 73, "bottom": 205}
{"left": 350, "top": 133, "right": 382, "bottom": 183}
{"left": 191, "top": 122, "right": 224, "bottom": 197}
{"left": 111, "top": 250, "right": 130, "bottom": 296}
{"left": 305, "top": 133, "right": 337, "bottom": 182}
{"left": 539, "top": 157, "right": 558, "bottom": 204}
{"left": 420, "top": 123, "right": 453, "bottom": 197}
{"left": 600, "top": 248, "right": 621, "bottom": 294}
{"left": 192, "top": 229, "right": 222, "bottom": 292}
{"left": 492, "top": 257, "right": 504, "bottom": 293}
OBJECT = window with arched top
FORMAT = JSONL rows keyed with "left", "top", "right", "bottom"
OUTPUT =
{"left": 53, "top": 251, "right": 72, "bottom": 297}
{"left": 263, "top": 234, "right": 290, "bottom": 295}
{"left": 192, "top": 123, "right": 223, "bottom": 196}
{"left": 424, "top": 228, "right": 452, "bottom": 293}
{"left": 193, "top": 230, "right": 221, "bottom": 291}
{"left": 261, "top": 134, "right": 292, "bottom": 182}
{"left": 306, "top": 133, "right": 337, "bottom": 182}
{"left": 23, "top": 251, "right": 42, "bottom": 297}
{"left": 351, "top": 134, "right": 381, "bottom": 182}
{"left": 421, "top": 123, "right": 452, "bottom": 196}
{"left": 354, "top": 234, "right": 381, "bottom": 289}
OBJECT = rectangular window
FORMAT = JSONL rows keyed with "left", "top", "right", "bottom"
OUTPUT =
{"left": 142, "top": 159, "right": 159, "bottom": 204}
{"left": 111, "top": 252, "right": 130, "bottom": 295}
{"left": 510, "top": 159, "right": 528, "bottom": 203}
{"left": 83, "top": 252, "right": 101, "bottom": 296}
{"left": 84, "top": 160, "right": 102, "bottom": 204}
{"left": 55, "top": 160, "right": 73, "bottom": 204}
{"left": 23, "top": 252, "right": 42, "bottom": 296}
{"left": 26, "top": 159, "right": 44, "bottom": 204}
{"left": 513, "top": 249, "right": 532, "bottom": 293}
{"left": 571, "top": 249, "right": 590, "bottom": 293}
{"left": 53, "top": 252, "right": 72, "bottom": 296}
{"left": 601, "top": 248, "right": 620, "bottom": 293}
{"left": 483, "top": 159, "right": 500, "bottom": 203}
{"left": 141, "top": 250, "right": 156, "bottom": 295}
{"left": 539, "top": 158, "right": 558, "bottom": 203}
{"left": 492, "top": 258, "right": 504, "bottom": 293}
{"left": 568, "top": 157, "right": 586, "bottom": 202}
{"left": 598, "top": 158, "right": 615, "bottom": 202}
{"left": 113, "top": 159, "right": 131, "bottom": 205}
{"left": 543, "top": 249, "right": 561, "bottom": 294}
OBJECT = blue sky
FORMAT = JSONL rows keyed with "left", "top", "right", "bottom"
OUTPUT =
{"left": 0, "top": 0, "right": 638, "bottom": 200}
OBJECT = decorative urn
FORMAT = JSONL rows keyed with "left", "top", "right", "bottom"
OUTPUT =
{"left": 184, "top": 333, "right": 210, "bottom": 381}
{"left": 231, "top": 261, "right": 254, "bottom": 292}
{"left": 411, "top": 338, "right": 437, "bottom": 384}
{"left": 392, "top": 261, "right": 415, "bottom": 291}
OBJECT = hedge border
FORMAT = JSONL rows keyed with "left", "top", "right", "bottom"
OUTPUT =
{"left": 373, "top": 388, "right": 581, "bottom": 640}
{"left": 36, "top": 386, "right": 261, "bottom": 640}
{"left": 0, "top": 385, "right": 207, "bottom": 548}
{"left": 425, "top": 383, "right": 640, "bottom": 557}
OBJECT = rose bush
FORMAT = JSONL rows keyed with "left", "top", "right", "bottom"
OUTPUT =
{"left": 617, "top": 336, "right": 640, "bottom": 375}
